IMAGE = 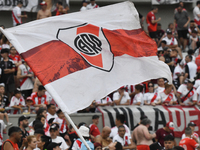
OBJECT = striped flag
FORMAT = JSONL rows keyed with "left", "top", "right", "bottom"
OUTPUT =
{"left": 1, "top": 1, "right": 172, "bottom": 114}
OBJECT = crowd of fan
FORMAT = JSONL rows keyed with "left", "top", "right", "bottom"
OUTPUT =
{"left": 1, "top": 0, "right": 200, "bottom": 150}
{"left": 1, "top": 112, "right": 198, "bottom": 150}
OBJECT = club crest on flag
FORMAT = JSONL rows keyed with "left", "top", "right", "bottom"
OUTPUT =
{"left": 57, "top": 23, "right": 114, "bottom": 72}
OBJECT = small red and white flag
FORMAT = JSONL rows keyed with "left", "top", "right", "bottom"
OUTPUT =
{"left": 1, "top": 2, "right": 172, "bottom": 114}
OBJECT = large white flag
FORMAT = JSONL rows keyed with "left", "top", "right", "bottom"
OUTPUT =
{"left": 1, "top": 1, "right": 172, "bottom": 114}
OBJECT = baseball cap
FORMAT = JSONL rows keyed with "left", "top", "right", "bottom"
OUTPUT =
{"left": 166, "top": 122, "right": 175, "bottom": 130}
{"left": 188, "top": 122, "right": 196, "bottom": 127}
{"left": 188, "top": 78, "right": 195, "bottom": 84}
{"left": 47, "top": 142, "right": 62, "bottom": 150}
{"left": 18, "top": 115, "right": 30, "bottom": 124}
{"left": 166, "top": 29, "right": 172, "bottom": 34}
{"left": 50, "top": 123, "right": 59, "bottom": 131}
{"left": 26, "top": 96, "right": 33, "bottom": 101}
{"left": 82, "top": 0, "right": 88, "bottom": 3}
{"left": 119, "top": 86, "right": 125, "bottom": 90}
{"left": 79, "top": 126, "right": 89, "bottom": 137}
{"left": 40, "top": 1, "right": 47, "bottom": 5}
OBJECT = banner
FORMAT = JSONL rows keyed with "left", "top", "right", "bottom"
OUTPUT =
{"left": 98, "top": 105, "right": 200, "bottom": 137}
{"left": 0, "top": 0, "right": 69, "bottom": 12}
{"left": 152, "top": 0, "right": 194, "bottom": 5}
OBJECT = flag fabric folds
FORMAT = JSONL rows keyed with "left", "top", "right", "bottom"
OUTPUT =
{"left": 1, "top": 1, "right": 172, "bottom": 114}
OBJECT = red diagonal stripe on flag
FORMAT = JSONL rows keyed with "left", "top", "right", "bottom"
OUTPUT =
{"left": 22, "top": 29, "right": 157, "bottom": 85}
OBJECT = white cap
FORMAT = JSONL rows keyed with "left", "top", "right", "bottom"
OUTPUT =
{"left": 79, "top": 126, "right": 89, "bottom": 137}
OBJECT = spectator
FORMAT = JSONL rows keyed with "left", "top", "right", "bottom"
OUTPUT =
{"left": 0, "top": 48, "right": 15, "bottom": 99}
{"left": 24, "top": 135, "right": 37, "bottom": 150}
{"left": 2, "top": 126, "right": 23, "bottom": 150}
{"left": 37, "top": 1, "right": 51, "bottom": 20}
{"left": 132, "top": 115, "right": 148, "bottom": 131}
{"left": 193, "top": 1, "right": 200, "bottom": 29}
{"left": 181, "top": 122, "right": 199, "bottom": 143}
{"left": 25, "top": 97, "right": 34, "bottom": 113}
{"left": 0, "top": 120, "right": 6, "bottom": 149}
{"left": 164, "top": 134, "right": 175, "bottom": 150}
{"left": 155, "top": 122, "right": 176, "bottom": 147}
{"left": 144, "top": 82, "right": 161, "bottom": 106}
{"left": 162, "top": 29, "right": 182, "bottom": 59}
{"left": 132, "top": 84, "right": 143, "bottom": 106}
{"left": 184, "top": 55, "right": 197, "bottom": 81}
{"left": 18, "top": 115, "right": 30, "bottom": 148}
{"left": 80, "top": 0, "right": 88, "bottom": 11}
{"left": 174, "top": 5, "right": 190, "bottom": 52}
{"left": 109, "top": 114, "right": 131, "bottom": 139}
{"left": 72, "top": 126, "right": 94, "bottom": 150}
{"left": 34, "top": 130, "right": 45, "bottom": 149}
{"left": 89, "top": 115, "right": 100, "bottom": 139}
{"left": 17, "top": 61, "right": 34, "bottom": 99}
{"left": 173, "top": 60, "right": 185, "bottom": 89}
{"left": 0, "top": 93, "right": 12, "bottom": 126}
{"left": 47, "top": 104, "right": 57, "bottom": 121}
{"left": 132, "top": 118, "right": 156, "bottom": 150}
{"left": 174, "top": 1, "right": 186, "bottom": 14}
{"left": 156, "top": 23, "right": 165, "bottom": 41}
{"left": 155, "top": 78, "right": 166, "bottom": 94}
{"left": 0, "top": 85, "right": 9, "bottom": 107}
{"left": 50, "top": 123, "right": 69, "bottom": 150}
{"left": 68, "top": 124, "right": 78, "bottom": 149}
{"left": 113, "top": 125, "right": 135, "bottom": 150}
{"left": 9, "top": 46, "right": 22, "bottom": 87}
{"left": 146, "top": 6, "right": 161, "bottom": 40}
{"left": 95, "top": 126, "right": 112, "bottom": 148}
{"left": 31, "top": 85, "right": 48, "bottom": 109}
{"left": 159, "top": 84, "right": 177, "bottom": 105}
{"left": 113, "top": 87, "right": 130, "bottom": 105}
{"left": 189, "top": 30, "right": 200, "bottom": 50}
{"left": 12, "top": 1, "right": 27, "bottom": 26}
{"left": 179, "top": 127, "right": 200, "bottom": 150}
{"left": 47, "top": 142, "right": 62, "bottom": 150}
{"left": 95, "top": 96, "right": 113, "bottom": 107}
{"left": 1, "top": 35, "right": 10, "bottom": 49}
{"left": 87, "top": 0, "right": 99, "bottom": 9}
{"left": 9, "top": 88, "right": 26, "bottom": 114}
{"left": 157, "top": 40, "right": 167, "bottom": 51}
{"left": 177, "top": 78, "right": 197, "bottom": 106}
{"left": 188, "top": 20, "right": 200, "bottom": 35}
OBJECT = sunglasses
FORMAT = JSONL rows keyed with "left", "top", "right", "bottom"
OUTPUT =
{"left": 148, "top": 85, "right": 154, "bottom": 87}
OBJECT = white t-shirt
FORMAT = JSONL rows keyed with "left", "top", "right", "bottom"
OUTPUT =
{"left": 52, "top": 136, "right": 69, "bottom": 150}
{"left": 46, "top": 112, "right": 58, "bottom": 122}
{"left": 177, "top": 84, "right": 197, "bottom": 105}
{"left": 143, "top": 92, "right": 160, "bottom": 104}
{"left": 185, "top": 62, "right": 197, "bottom": 79}
{"left": 86, "top": 3, "right": 99, "bottom": 9}
{"left": 193, "top": 6, "right": 200, "bottom": 22}
{"left": 80, "top": 6, "right": 87, "bottom": 11}
{"left": 160, "top": 91, "right": 177, "bottom": 104}
{"left": 95, "top": 96, "right": 112, "bottom": 104}
{"left": 162, "top": 36, "right": 178, "bottom": 46}
{"left": 9, "top": 96, "right": 25, "bottom": 106}
{"left": 155, "top": 86, "right": 165, "bottom": 94}
{"left": 173, "top": 64, "right": 184, "bottom": 80}
{"left": 182, "top": 132, "right": 199, "bottom": 142}
{"left": 132, "top": 92, "right": 143, "bottom": 105}
{"left": 110, "top": 124, "right": 131, "bottom": 139}
{"left": 194, "top": 79, "right": 200, "bottom": 89}
{"left": 0, "top": 120, "right": 6, "bottom": 146}
{"left": 113, "top": 134, "right": 131, "bottom": 147}
{"left": 113, "top": 91, "right": 130, "bottom": 104}
{"left": 196, "top": 86, "right": 200, "bottom": 102}
{"left": 12, "top": 6, "right": 21, "bottom": 26}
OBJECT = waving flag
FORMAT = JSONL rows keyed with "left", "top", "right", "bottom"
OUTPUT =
{"left": 1, "top": 1, "right": 172, "bottom": 114}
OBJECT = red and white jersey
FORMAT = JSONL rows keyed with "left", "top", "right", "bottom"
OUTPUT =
{"left": 9, "top": 96, "right": 25, "bottom": 114}
{"left": 155, "top": 86, "right": 165, "bottom": 94}
{"left": 182, "top": 133, "right": 199, "bottom": 142}
{"left": 9, "top": 54, "right": 21, "bottom": 64}
{"left": 143, "top": 92, "right": 160, "bottom": 104}
{"left": 132, "top": 92, "right": 143, "bottom": 105}
{"left": 89, "top": 124, "right": 100, "bottom": 137}
{"left": 194, "top": 79, "right": 200, "bottom": 89}
{"left": 0, "top": 120, "right": 6, "bottom": 146}
{"left": 86, "top": 3, "right": 99, "bottom": 9}
{"left": 177, "top": 84, "right": 197, "bottom": 105}
{"left": 12, "top": 6, "right": 22, "bottom": 26}
{"left": 113, "top": 134, "right": 131, "bottom": 147}
{"left": 195, "top": 86, "right": 200, "bottom": 102}
{"left": 113, "top": 91, "right": 130, "bottom": 104}
{"left": 179, "top": 137, "right": 199, "bottom": 150}
{"left": 19, "top": 64, "right": 34, "bottom": 91}
{"left": 162, "top": 36, "right": 178, "bottom": 46}
{"left": 54, "top": 117, "right": 68, "bottom": 133}
{"left": 160, "top": 91, "right": 177, "bottom": 104}
{"left": 46, "top": 112, "right": 58, "bottom": 121}
{"left": 173, "top": 64, "right": 184, "bottom": 80}
{"left": 193, "top": 6, "right": 200, "bottom": 24}
{"left": 72, "top": 139, "right": 82, "bottom": 150}
{"left": 110, "top": 124, "right": 131, "bottom": 139}
{"left": 95, "top": 96, "right": 112, "bottom": 104}
{"left": 31, "top": 92, "right": 47, "bottom": 105}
